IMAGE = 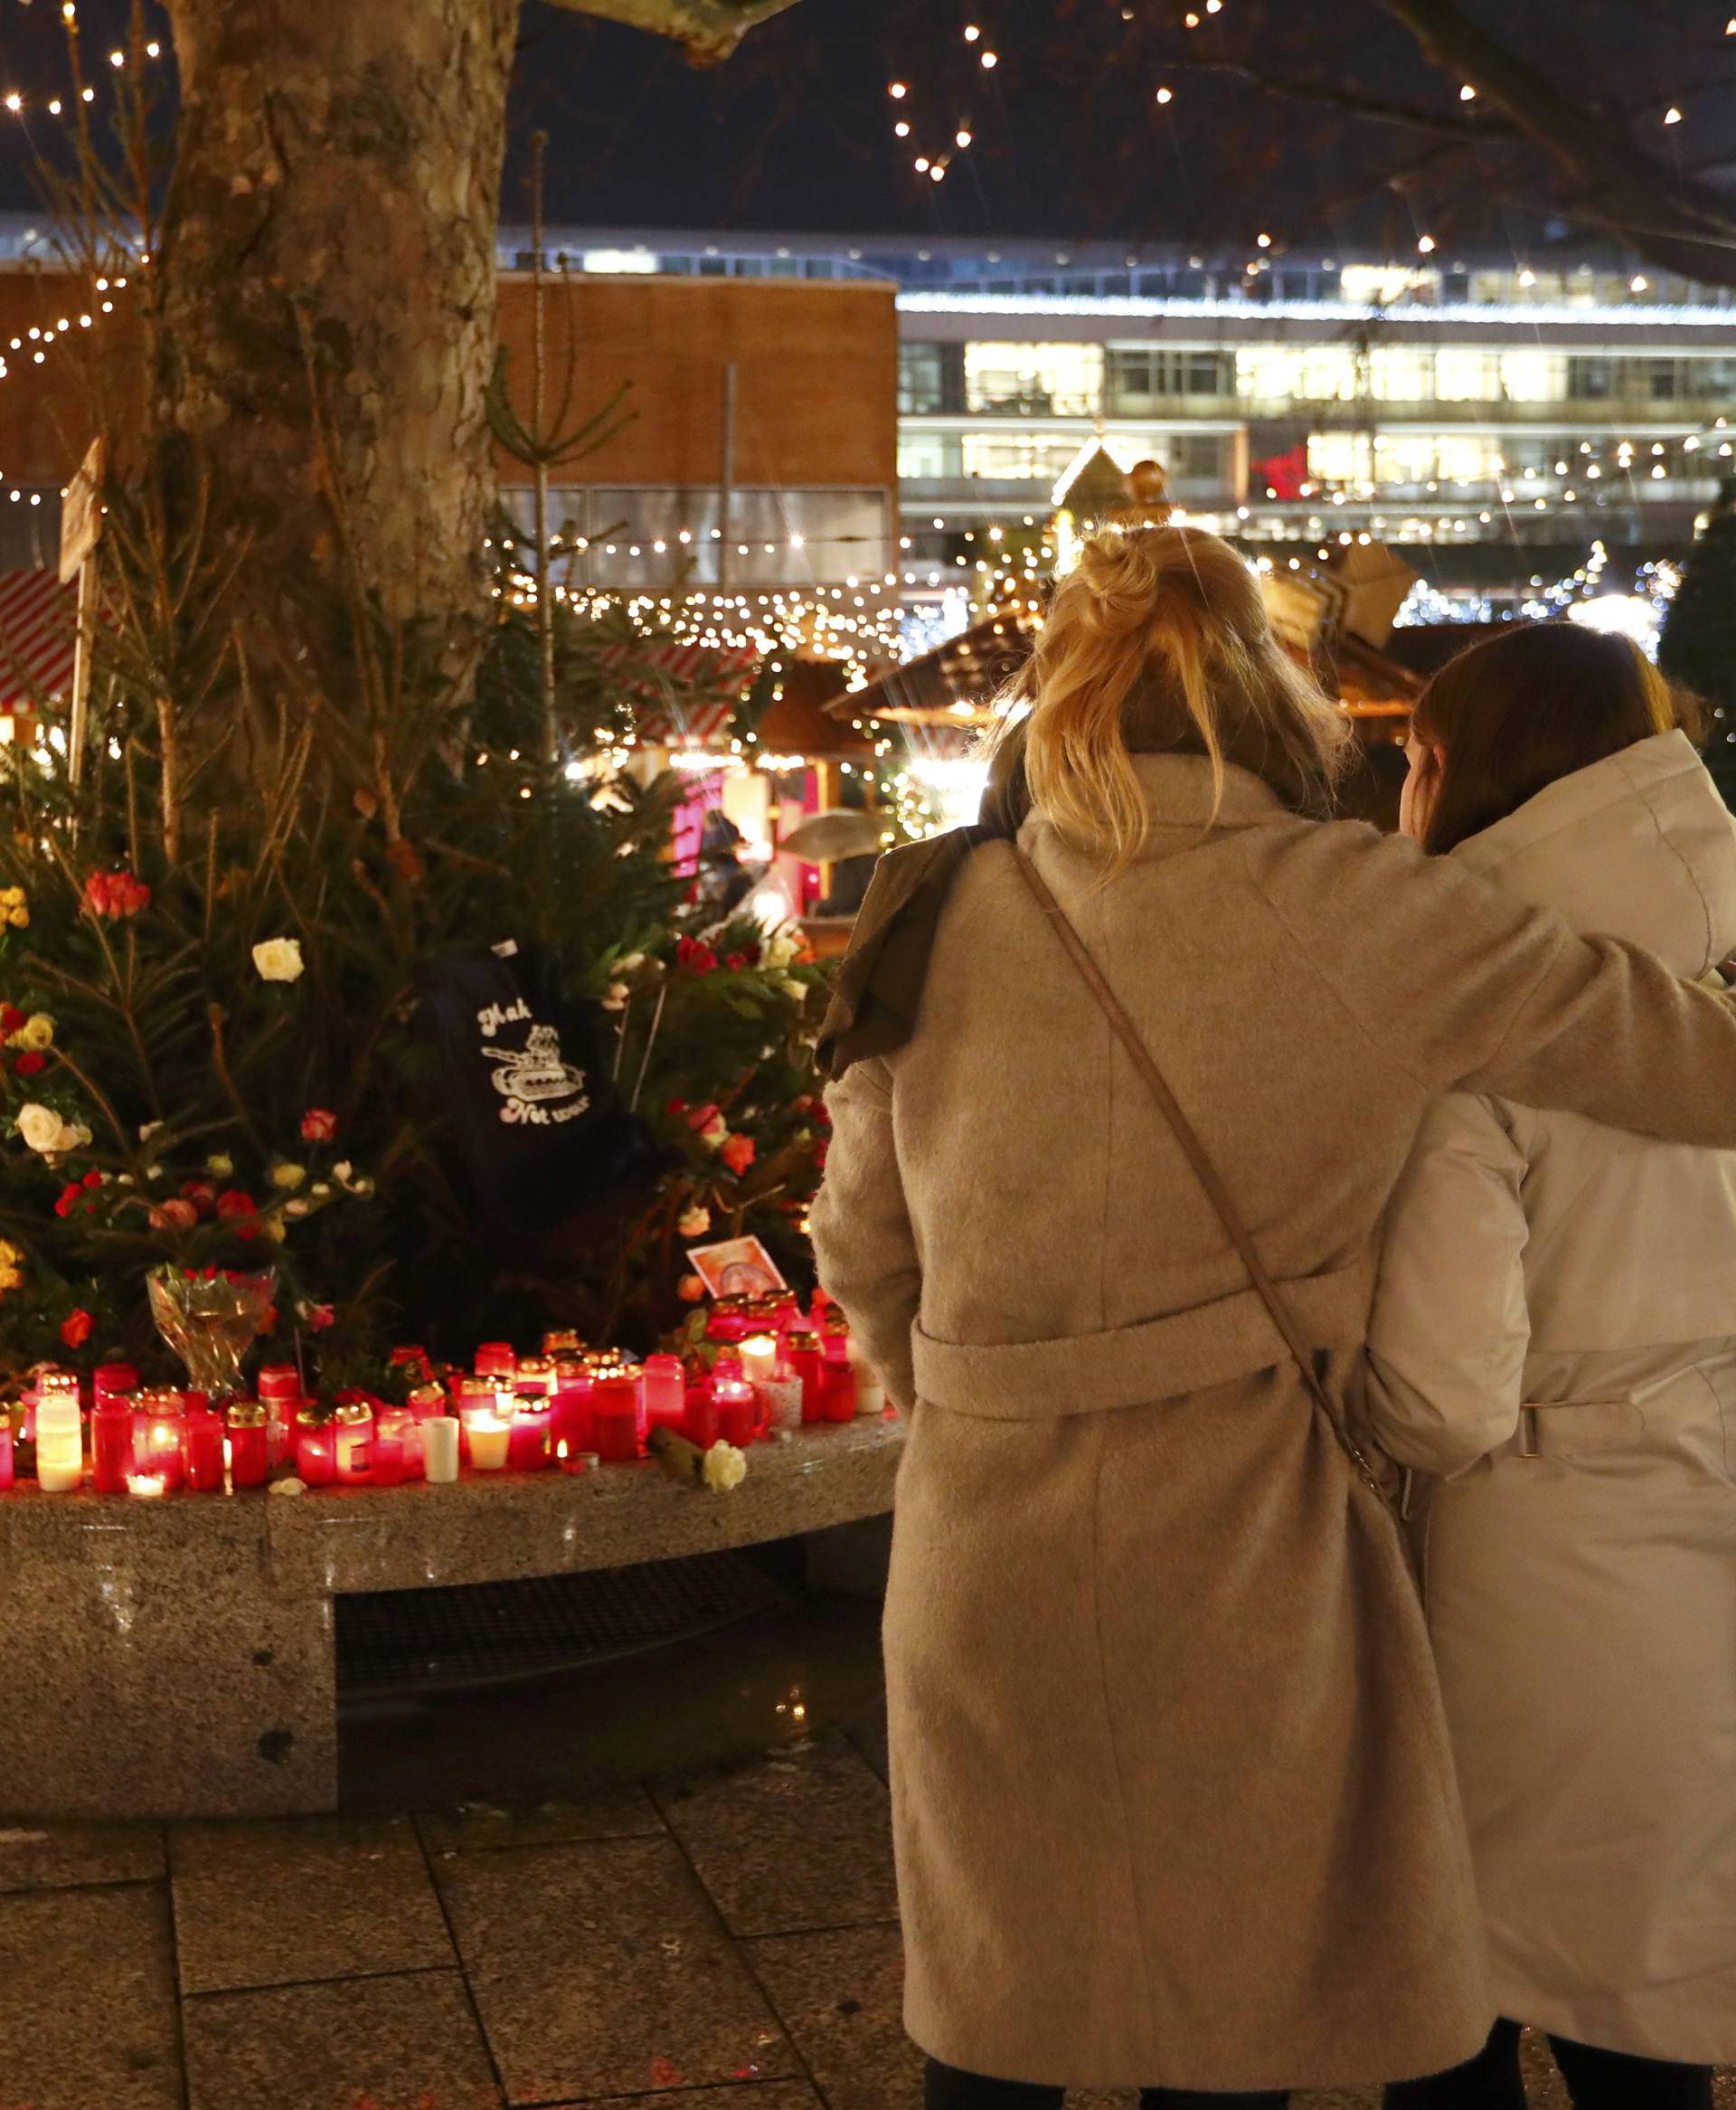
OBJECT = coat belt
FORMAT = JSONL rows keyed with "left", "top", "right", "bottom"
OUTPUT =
{"left": 910, "top": 1259, "right": 1373, "bottom": 1419}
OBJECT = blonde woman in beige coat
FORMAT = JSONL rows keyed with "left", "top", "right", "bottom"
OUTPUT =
{"left": 808, "top": 527, "right": 1736, "bottom": 2110}
{"left": 1366, "top": 626, "right": 1736, "bottom": 2110}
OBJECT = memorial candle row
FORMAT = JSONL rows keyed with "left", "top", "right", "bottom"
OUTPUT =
{"left": 0, "top": 1291, "right": 885, "bottom": 1497}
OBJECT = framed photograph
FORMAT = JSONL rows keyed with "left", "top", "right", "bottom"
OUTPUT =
{"left": 685, "top": 1235, "right": 788, "bottom": 1300}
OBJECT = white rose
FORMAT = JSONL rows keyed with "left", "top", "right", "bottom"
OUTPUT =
{"left": 618, "top": 952, "right": 646, "bottom": 973}
{"left": 702, "top": 1440, "right": 748, "bottom": 1494}
{"left": 251, "top": 937, "right": 305, "bottom": 983}
{"left": 15, "top": 1102, "right": 62, "bottom": 1153}
{"left": 677, "top": 1205, "right": 711, "bottom": 1237}
{"left": 762, "top": 931, "right": 799, "bottom": 969}
{"left": 206, "top": 1152, "right": 234, "bottom": 1178}
{"left": 284, "top": 1198, "right": 310, "bottom": 1218}
{"left": 59, "top": 1121, "right": 91, "bottom": 1152}
{"left": 138, "top": 1121, "right": 164, "bottom": 1141}
{"left": 331, "top": 1161, "right": 353, "bottom": 1185}
{"left": 601, "top": 981, "right": 630, "bottom": 1012}
{"left": 776, "top": 975, "right": 807, "bottom": 1002}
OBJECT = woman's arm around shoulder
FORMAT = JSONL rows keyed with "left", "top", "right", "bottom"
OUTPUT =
{"left": 1364, "top": 1093, "right": 1530, "bottom": 1477}
{"left": 1250, "top": 818, "right": 1736, "bottom": 1150}
{"left": 809, "top": 1056, "right": 921, "bottom": 1413}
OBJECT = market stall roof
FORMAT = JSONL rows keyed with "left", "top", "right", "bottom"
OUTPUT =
{"left": 590, "top": 637, "right": 757, "bottom": 747}
{"left": 827, "top": 614, "right": 1035, "bottom": 731}
{"left": 754, "top": 658, "right": 879, "bottom": 760}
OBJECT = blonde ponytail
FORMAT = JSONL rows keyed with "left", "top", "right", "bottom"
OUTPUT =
{"left": 1009, "top": 525, "right": 1351, "bottom": 876}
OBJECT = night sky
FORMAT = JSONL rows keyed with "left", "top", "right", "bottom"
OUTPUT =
{"left": 0, "top": 0, "right": 1726, "bottom": 260}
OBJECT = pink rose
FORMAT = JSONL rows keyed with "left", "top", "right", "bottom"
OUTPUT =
{"left": 299, "top": 1108, "right": 338, "bottom": 1143}
{"left": 720, "top": 1133, "right": 756, "bottom": 1177}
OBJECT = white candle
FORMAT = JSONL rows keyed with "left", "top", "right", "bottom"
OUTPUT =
{"left": 740, "top": 1333, "right": 778, "bottom": 1386}
{"left": 854, "top": 1367, "right": 886, "bottom": 1417}
{"left": 127, "top": 1472, "right": 166, "bottom": 1499}
{"left": 422, "top": 1417, "right": 459, "bottom": 1483}
{"left": 34, "top": 1396, "right": 83, "bottom": 1492}
{"left": 467, "top": 1414, "right": 509, "bottom": 1471}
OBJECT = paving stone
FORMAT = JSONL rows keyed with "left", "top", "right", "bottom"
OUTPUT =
{"left": 436, "top": 1832, "right": 795, "bottom": 2103}
{"left": 416, "top": 1785, "right": 663, "bottom": 1856}
{"left": 0, "top": 1817, "right": 163, "bottom": 1894}
{"left": 0, "top": 1882, "right": 181, "bottom": 2109}
{"left": 749, "top": 1922, "right": 920, "bottom": 2110}
{"left": 170, "top": 1812, "right": 453, "bottom": 1994}
{"left": 184, "top": 1968, "right": 502, "bottom": 2110}
{"left": 656, "top": 1732, "right": 899, "bottom": 1936}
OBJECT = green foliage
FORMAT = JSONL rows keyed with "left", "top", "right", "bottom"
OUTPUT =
{"left": 1659, "top": 478, "right": 1736, "bottom": 811}
{"left": 0, "top": 478, "right": 829, "bottom": 1391}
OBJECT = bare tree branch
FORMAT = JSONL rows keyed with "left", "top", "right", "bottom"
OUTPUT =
{"left": 1187, "top": 59, "right": 1517, "bottom": 140}
{"left": 1374, "top": 0, "right": 1736, "bottom": 279}
{"left": 536, "top": 0, "right": 805, "bottom": 66}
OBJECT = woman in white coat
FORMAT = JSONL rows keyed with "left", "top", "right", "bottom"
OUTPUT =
{"left": 1365, "top": 624, "right": 1736, "bottom": 2110}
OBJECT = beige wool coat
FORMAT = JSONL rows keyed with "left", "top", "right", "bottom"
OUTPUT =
{"left": 1366, "top": 731, "right": 1736, "bottom": 2065}
{"left": 810, "top": 753, "right": 1736, "bottom": 2094}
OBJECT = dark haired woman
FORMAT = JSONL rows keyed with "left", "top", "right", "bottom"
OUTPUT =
{"left": 1367, "top": 624, "right": 1736, "bottom": 2110}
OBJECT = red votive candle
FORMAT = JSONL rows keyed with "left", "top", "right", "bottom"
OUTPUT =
{"left": 133, "top": 1393, "right": 186, "bottom": 1490}
{"left": 714, "top": 1378, "right": 766, "bottom": 1447}
{"left": 296, "top": 1411, "right": 336, "bottom": 1488}
{"left": 552, "top": 1359, "right": 595, "bottom": 1454}
{"left": 184, "top": 1409, "right": 225, "bottom": 1492}
{"left": 371, "top": 1434, "right": 405, "bottom": 1486}
{"left": 0, "top": 1421, "right": 12, "bottom": 1491}
{"left": 642, "top": 1355, "right": 686, "bottom": 1439}
{"left": 706, "top": 1295, "right": 754, "bottom": 1344}
{"left": 334, "top": 1401, "right": 373, "bottom": 1484}
{"left": 785, "top": 1328, "right": 825, "bottom": 1424}
{"left": 591, "top": 1369, "right": 644, "bottom": 1462}
{"left": 684, "top": 1379, "right": 718, "bottom": 1450}
{"left": 821, "top": 1362, "right": 857, "bottom": 1424}
{"left": 91, "top": 1402, "right": 133, "bottom": 1495}
{"left": 226, "top": 1402, "right": 269, "bottom": 1488}
{"left": 507, "top": 1391, "right": 554, "bottom": 1471}
{"left": 93, "top": 1362, "right": 139, "bottom": 1405}
{"left": 473, "top": 1341, "right": 516, "bottom": 1379}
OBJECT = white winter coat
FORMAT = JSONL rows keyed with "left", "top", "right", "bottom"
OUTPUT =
{"left": 1365, "top": 729, "right": 1736, "bottom": 2064}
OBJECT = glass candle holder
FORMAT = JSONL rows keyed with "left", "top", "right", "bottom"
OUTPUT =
{"left": 34, "top": 1396, "right": 83, "bottom": 1492}
{"left": 334, "top": 1401, "right": 374, "bottom": 1485}
{"left": 295, "top": 1411, "right": 337, "bottom": 1488}
{"left": 371, "top": 1433, "right": 405, "bottom": 1487}
{"left": 714, "top": 1378, "right": 767, "bottom": 1448}
{"left": 467, "top": 1412, "right": 510, "bottom": 1471}
{"left": 183, "top": 1409, "right": 225, "bottom": 1493}
{"left": 473, "top": 1341, "right": 516, "bottom": 1380}
{"left": 785, "top": 1329, "right": 825, "bottom": 1424}
{"left": 739, "top": 1333, "right": 778, "bottom": 1387}
{"left": 821, "top": 1363, "right": 857, "bottom": 1424}
{"left": 513, "top": 1354, "right": 554, "bottom": 1397}
{"left": 542, "top": 1328, "right": 582, "bottom": 1356}
{"left": 507, "top": 1392, "right": 554, "bottom": 1471}
{"left": 132, "top": 1393, "right": 186, "bottom": 1490}
{"left": 0, "top": 1421, "right": 13, "bottom": 1491}
{"left": 684, "top": 1379, "right": 719, "bottom": 1451}
{"left": 92, "top": 1361, "right": 139, "bottom": 1406}
{"left": 706, "top": 1295, "right": 754, "bottom": 1344}
{"left": 90, "top": 1402, "right": 133, "bottom": 1495}
{"left": 854, "top": 1366, "right": 887, "bottom": 1417}
{"left": 552, "top": 1360, "right": 595, "bottom": 1454}
{"left": 642, "top": 1355, "right": 686, "bottom": 1440}
{"left": 422, "top": 1415, "right": 459, "bottom": 1484}
{"left": 226, "top": 1402, "right": 269, "bottom": 1488}
{"left": 591, "top": 1370, "right": 644, "bottom": 1463}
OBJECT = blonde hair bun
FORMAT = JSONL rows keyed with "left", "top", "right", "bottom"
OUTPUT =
{"left": 1011, "top": 525, "right": 1350, "bottom": 875}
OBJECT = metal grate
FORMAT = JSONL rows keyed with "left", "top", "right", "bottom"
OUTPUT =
{"left": 335, "top": 1551, "right": 788, "bottom": 1700}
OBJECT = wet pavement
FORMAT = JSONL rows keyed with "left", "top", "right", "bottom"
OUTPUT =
{"left": 0, "top": 1581, "right": 1729, "bottom": 2109}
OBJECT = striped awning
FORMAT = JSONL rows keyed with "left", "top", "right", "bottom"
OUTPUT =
{"left": 0, "top": 569, "right": 75, "bottom": 709}
{"left": 592, "top": 638, "right": 757, "bottom": 748}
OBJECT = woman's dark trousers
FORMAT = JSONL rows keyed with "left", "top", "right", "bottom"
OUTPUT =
{"left": 1383, "top": 2017, "right": 1714, "bottom": 2110}
{"left": 924, "top": 2056, "right": 1288, "bottom": 2108}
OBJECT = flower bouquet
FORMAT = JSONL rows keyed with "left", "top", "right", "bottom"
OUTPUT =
{"left": 147, "top": 1266, "right": 278, "bottom": 1399}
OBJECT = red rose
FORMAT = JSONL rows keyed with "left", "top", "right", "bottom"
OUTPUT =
{"left": 721, "top": 1133, "right": 756, "bottom": 1177}
{"left": 80, "top": 1168, "right": 102, "bottom": 1189}
{"left": 676, "top": 936, "right": 717, "bottom": 974}
{"left": 59, "top": 1308, "right": 93, "bottom": 1349}
{"left": 14, "top": 1051, "right": 44, "bottom": 1075}
{"left": 0, "top": 1004, "right": 24, "bottom": 1036}
{"left": 180, "top": 1178, "right": 217, "bottom": 1216}
{"left": 725, "top": 952, "right": 748, "bottom": 971}
{"left": 307, "top": 1303, "right": 335, "bottom": 1331}
{"left": 299, "top": 1107, "right": 338, "bottom": 1143}
{"left": 666, "top": 1098, "right": 688, "bottom": 1117}
{"left": 52, "top": 1183, "right": 80, "bottom": 1218}
{"left": 149, "top": 1197, "right": 199, "bottom": 1232}
{"left": 686, "top": 1102, "right": 722, "bottom": 1134}
{"left": 214, "top": 1189, "right": 256, "bottom": 1219}
{"left": 81, "top": 870, "right": 151, "bottom": 920}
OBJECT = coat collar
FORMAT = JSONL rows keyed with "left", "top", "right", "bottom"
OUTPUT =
{"left": 1129, "top": 753, "right": 1288, "bottom": 832}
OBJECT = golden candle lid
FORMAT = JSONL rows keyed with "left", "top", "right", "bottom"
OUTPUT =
{"left": 409, "top": 1382, "right": 446, "bottom": 1409}
{"left": 514, "top": 1354, "right": 554, "bottom": 1378}
{"left": 334, "top": 1399, "right": 374, "bottom": 1426}
{"left": 295, "top": 1404, "right": 331, "bottom": 1429}
{"left": 137, "top": 1386, "right": 185, "bottom": 1413}
{"left": 225, "top": 1400, "right": 267, "bottom": 1429}
{"left": 458, "top": 1375, "right": 498, "bottom": 1398}
{"left": 554, "top": 1357, "right": 587, "bottom": 1381}
{"left": 542, "top": 1329, "right": 582, "bottom": 1354}
{"left": 786, "top": 1328, "right": 820, "bottom": 1351}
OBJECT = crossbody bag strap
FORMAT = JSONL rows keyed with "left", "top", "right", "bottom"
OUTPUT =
{"left": 1010, "top": 846, "right": 1390, "bottom": 1503}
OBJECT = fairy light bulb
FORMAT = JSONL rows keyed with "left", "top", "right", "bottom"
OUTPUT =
{"left": 1417, "top": 234, "right": 1437, "bottom": 253}
{"left": 1156, "top": 84, "right": 1173, "bottom": 102}
{"left": 1665, "top": 106, "right": 1682, "bottom": 124}
{"left": 963, "top": 22, "right": 981, "bottom": 38}
{"left": 1459, "top": 83, "right": 1476, "bottom": 99}
{"left": 1256, "top": 232, "right": 1271, "bottom": 248}
{"left": 888, "top": 80, "right": 908, "bottom": 99}
{"left": 2, "top": 94, "right": 19, "bottom": 113}
{"left": 955, "top": 127, "right": 972, "bottom": 147}
{"left": 980, "top": 49, "right": 998, "bottom": 67}
{"left": 894, "top": 119, "right": 910, "bottom": 136}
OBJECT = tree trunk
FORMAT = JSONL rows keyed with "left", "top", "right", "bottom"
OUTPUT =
{"left": 156, "top": 0, "right": 521, "bottom": 642}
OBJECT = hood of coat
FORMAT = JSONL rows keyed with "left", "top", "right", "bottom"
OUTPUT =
{"left": 1449, "top": 730, "right": 1736, "bottom": 979}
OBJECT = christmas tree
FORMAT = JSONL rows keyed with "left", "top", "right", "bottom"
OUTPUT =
{"left": 1659, "top": 477, "right": 1736, "bottom": 812}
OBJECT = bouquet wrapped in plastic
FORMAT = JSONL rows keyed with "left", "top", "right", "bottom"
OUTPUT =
{"left": 147, "top": 1267, "right": 278, "bottom": 1399}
